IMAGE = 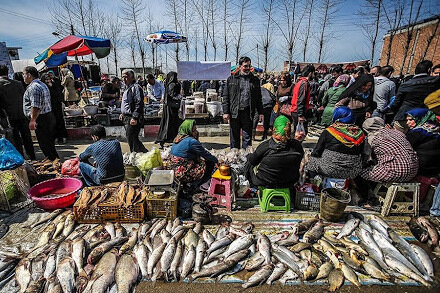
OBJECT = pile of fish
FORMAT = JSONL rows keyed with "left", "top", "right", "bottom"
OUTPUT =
{"left": 30, "top": 159, "right": 61, "bottom": 175}
{"left": 0, "top": 210, "right": 437, "bottom": 292}
{"left": 408, "top": 216, "right": 440, "bottom": 251}
{"left": 75, "top": 182, "right": 148, "bottom": 216}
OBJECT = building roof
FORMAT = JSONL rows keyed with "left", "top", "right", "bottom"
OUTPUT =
{"left": 386, "top": 14, "right": 440, "bottom": 35}
{"left": 6, "top": 46, "right": 22, "bottom": 50}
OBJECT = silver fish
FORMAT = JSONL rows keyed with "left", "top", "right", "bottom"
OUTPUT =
{"left": 190, "top": 259, "right": 237, "bottom": 281}
{"left": 303, "top": 220, "right": 324, "bottom": 243}
{"left": 85, "top": 249, "right": 118, "bottom": 293}
{"left": 66, "top": 225, "right": 90, "bottom": 241}
{"left": 202, "top": 229, "right": 215, "bottom": 246}
{"left": 56, "top": 240, "right": 72, "bottom": 267}
{"left": 384, "top": 255, "right": 431, "bottom": 287}
{"left": 43, "top": 249, "right": 56, "bottom": 279}
{"left": 115, "top": 254, "right": 139, "bottom": 293}
{"left": 56, "top": 257, "right": 76, "bottom": 293}
{"left": 362, "top": 259, "right": 391, "bottom": 282}
{"left": 266, "top": 263, "right": 287, "bottom": 285}
{"left": 16, "top": 258, "right": 31, "bottom": 293}
{"left": 150, "top": 219, "right": 167, "bottom": 239}
{"left": 244, "top": 251, "right": 264, "bottom": 271}
{"left": 72, "top": 238, "right": 85, "bottom": 273}
{"left": 160, "top": 228, "right": 171, "bottom": 243}
{"left": 165, "top": 220, "right": 173, "bottom": 233}
{"left": 133, "top": 243, "right": 149, "bottom": 279}
{"left": 215, "top": 225, "right": 229, "bottom": 239}
{"left": 272, "top": 243, "right": 301, "bottom": 261}
{"left": 257, "top": 233, "right": 271, "bottom": 265}
{"left": 193, "top": 222, "right": 203, "bottom": 235}
{"left": 104, "top": 222, "right": 116, "bottom": 239}
{"left": 337, "top": 218, "right": 360, "bottom": 239}
{"left": 369, "top": 218, "right": 390, "bottom": 239}
{"left": 184, "top": 229, "right": 199, "bottom": 249}
{"left": 87, "top": 237, "right": 128, "bottom": 265}
{"left": 204, "top": 246, "right": 228, "bottom": 264}
{"left": 223, "top": 234, "right": 253, "bottom": 258}
{"left": 216, "top": 260, "right": 246, "bottom": 281}
{"left": 147, "top": 242, "right": 166, "bottom": 277}
{"left": 207, "top": 234, "right": 235, "bottom": 255}
{"left": 180, "top": 244, "right": 196, "bottom": 280}
{"left": 119, "top": 228, "right": 138, "bottom": 255}
{"left": 160, "top": 237, "right": 177, "bottom": 280}
{"left": 30, "top": 253, "right": 46, "bottom": 281}
{"left": 114, "top": 223, "right": 126, "bottom": 238}
{"left": 411, "top": 244, "right": 434, "bottom": 277}
{"left": 279, "top": 269, "right": 299, "bottom": 285}
{"left": 62, "top": 213, "right": 75, "bottom": 237}
{"left": 242, "top": 264, "right": 273, "bottom": 288}
{"left": 272, "top": 248, "right": 302, "bottom": 279}
{"left": 171, "top": 218, "right": 181, "bottom": 233}
{"left": 170, "top": 240, "right": 183, "bottom": 281}
{"left": 29, "top": 209, "right": 63, "bottom": 228}
{"left": 194, "top": 239, "right": 207, "bottom": 273}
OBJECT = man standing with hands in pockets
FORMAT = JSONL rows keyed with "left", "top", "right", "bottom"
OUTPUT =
{"left": 120, "top": 69, "right": 148, "bottom": 153}
{"left": 222, "top": 56, "right": 263, "bottom": 149}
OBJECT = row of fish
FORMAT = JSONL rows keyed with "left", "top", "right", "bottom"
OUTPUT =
{"left": 30, "top": 159, "right": 61, "bottom": 174}
{"left": 0, "top": 210, "right": 437, "bottom": 292}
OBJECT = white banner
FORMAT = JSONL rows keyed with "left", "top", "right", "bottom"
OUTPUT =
{"left": 177, "top": 61, "right": 231, "bottom": 80}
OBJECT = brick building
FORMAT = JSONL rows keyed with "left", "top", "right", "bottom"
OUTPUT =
{"left": 379, "top": 15, "right": 440, "bottom": 75}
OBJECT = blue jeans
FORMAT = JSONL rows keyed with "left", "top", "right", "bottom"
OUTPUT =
{"left": 430, "top": 183, "right": 440, "bottom": 216}
{"left": 79, "top": 162, "right": 100, "bottom": 186}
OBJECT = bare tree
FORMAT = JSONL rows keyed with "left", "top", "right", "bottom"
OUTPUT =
{"left": 316, "top": 0, "right": 340, "bottom": 63}
{"left": 271, "top": 0, "right": 305, "bottom": 71}
{"left": 382, "top": 0, "right": 404, "bottom": 65}
{"left": 180, "top": 0, "right": 192, "bottom": 61}
{"left": 167, "top": 0, "right": 181, "bottom": 62}
{"left": 192, "top": 0, "right": 211, "bottom": 61}
{"left": 420, "top": 16, "right": 440, "bottom": 61}
{"left": 399, "top": 0, "right": 424, "bottom": 75}
{"left": 128, "top": 34, "right": 137, "bottom": 69}
{"left": 302, "top": 0, "right": 315, "bottom": 62}
{"left": 49, "top": 0, "right": 77, "bottom": 35}
{"left": 209, "top": 0, "right": 218, "bottom": 60}
{"left": 146, "top": 8, "right": 156, "bottom": 71}
{"left": 108, "top": 16, "right": 122, "bottom": 76}
{"left": 121, "top": 0, "right": 147, "bottom": 76}
{"left": 234, "top": 0, "right": 251, "bottom": 63}
{"left": 222, "top": 0, "right": 233, "bottom": 60}
{"left": 261, "top": 0, "right": 275, "bottom": 72}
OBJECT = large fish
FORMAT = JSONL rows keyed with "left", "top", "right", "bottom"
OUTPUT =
{"left": 180, "top": 245, "right": 196, "bottom": 280}
{"left": 257, "top": 233, "right": 271, "bottom": 265}
{"left": 242, "top": 264, "right": 273, "bottom": 288}
{"left": 337, "top": 218, "right": 360, "bottom": 239}
{"left": 272, "top": 248, "right": 303, "bottom": 279}
{"left": 147, "top": 242, "right": 166, "bottom": 277}
{"left": 104, "top": 222, "right": 116, "bottom": 239}
{"left": 160, "top": 237, "right": 177, "bottom": 280}
{"left": 340, "top": 262, "right": 361, "bottom": 287}
{"left": 170, "top": 240, "right": 183, "bottom": 280}
{"left": 384, "top": 255, "right": 431, "bottom": 287}
{"left": 119, "top": 228, "right": 138, "bottom": 255}
{"left": 84, "top": 249, "right": 119, "bottom": 293}
{"left": 328, "top": 268, "right": 344, "bottom": 292}
{"left": 223, "top": 234, "right": 253, "bottom": 258}
{"left": 133, "top": 243, "right": 149, "bottom": 279}
{"left": 56, "top": 240, "right": 72, "bottom": 267}
{"left": 190, "top": 259, "right": 237, "bottom": 281}
{"left": 202, "top": 229, "right": 215, "bottom": 246}
{"left": 56, "top": 257, "right": 76, "bottom": 293}
{"left": 87, "top": 237, "right": 128, "bottom": 265}
{"left": 293, "top": 216, "right": 319, "bottom": 235}
{"left": 266, "top": 263, "right": 287, "bottom": 285}
{"left": 410, "top": 244, "right": 434, "bottom": 277}
{"left": 29, "top": 209, "right": 64, "bottom": 228}
{"left": 316, "top": 261, "right": 334, "bottom": 280}
{"left": 303, "top": 220, "right": 324, "bottom": 243}
{"left": 62, "top": 213, "right": 75, "bottom": 237}
{"left": 72, "top": 238, "right": 85, "bottom": 274}
{"left": 15, "top": 258, "right": 31, "bottom": 293}
{"left": 194, "top": 239, "right": 207, "bottom": 273}
{"left": 206, "top": 234, "right": 235, "bottom": 255}
{"left": 115, "top": 254, "right": 139, "bottom": 293}
{"left": 362, "top": 257, "right": 391, "bottom": 282}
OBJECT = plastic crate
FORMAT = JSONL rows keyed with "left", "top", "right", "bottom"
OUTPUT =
{"left": 146, "top": 194, "right": 177, "bottom": 220}
{"left": 73, "top": 188, "right": 145, "bottom": 223}
{"left": 295, "top": 191, "right": 320, "bottom": 211}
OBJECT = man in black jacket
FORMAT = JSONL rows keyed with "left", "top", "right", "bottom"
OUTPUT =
{"left": 120, "top": 69, "right": 148, "bottom": 153}
{"left": 392, "top": 60, "right": 440, "bottom": 132}
{"left": 0, "top": 65, "right": 35, "bottom": 159}
{"left": 222, "top": 56, "right": 263, "bottom": 149}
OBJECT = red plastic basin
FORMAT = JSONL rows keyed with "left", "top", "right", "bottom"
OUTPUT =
{"left": 28, "top": 178, "right": 83, "bottom": 210}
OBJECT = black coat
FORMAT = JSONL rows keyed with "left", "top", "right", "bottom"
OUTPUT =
{"left": 222, "top": 74, "right": 263, "bottom": 119}
{"left": 0, "top": 77, "right": 25, "bottom": 120}
{"left": 406, "top": 129, "right": 440, "bottom": 176}
{"left": 247, "top": 138, "right": 304, "bottom": 188}
{"left": 311, "top": 129, "right": 364, "bottom": 157}
{"left": 392, "top": 74, "right": 440, "bottom": 121}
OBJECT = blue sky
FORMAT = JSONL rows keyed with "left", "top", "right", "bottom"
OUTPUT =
{"left": 1, "top": 0, "right": 439, "bottom": 72}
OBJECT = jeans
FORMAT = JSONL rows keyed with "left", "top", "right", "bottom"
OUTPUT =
{"left": 80, "top": 162, "right": 100, "bottom": 186}
{"left": 430, "top": 183, "right": 440, "bottom": 216}
{"left": 230, "top": 108, "right": 252, "bottom": 149}
{"left": 35, "top": 113, "right": 58, "bottom": 160}
{"left": 10, "top": 118, "right": 36, "bottom": 160}
{"left": 124, "top": 116, "right": 148, "bottom": 153}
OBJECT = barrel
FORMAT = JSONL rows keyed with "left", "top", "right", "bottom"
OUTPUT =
{"left": 319, "top": 188, "right": 351, "bottom": 222}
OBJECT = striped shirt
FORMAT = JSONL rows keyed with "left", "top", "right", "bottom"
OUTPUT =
{"left": 23, "top": 79, "right": 52, "bottom": 117}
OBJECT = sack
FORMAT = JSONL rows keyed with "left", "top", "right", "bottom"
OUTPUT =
{"left": 135, "top": 148, "right": 163, "bottom": 175}
{"left": 0, "top": 138, "right": 24, "bottom": 171}
{"left": 61, "top": 158, "right": 81, "bottom": 176}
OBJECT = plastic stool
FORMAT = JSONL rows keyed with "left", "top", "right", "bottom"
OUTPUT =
{"left": 208, "top": 170, "right": 232, "bottom": 211}
{"left": 258, "top": 187, "right": 291, "bottom": 213}
{"left": 374, "top": 182, "right": 420, "bottom": 217}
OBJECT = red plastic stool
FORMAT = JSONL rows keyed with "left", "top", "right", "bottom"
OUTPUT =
{"left": 208, "top": 170, "right": 232, "bottom": 211}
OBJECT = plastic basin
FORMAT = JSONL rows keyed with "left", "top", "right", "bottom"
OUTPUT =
{"left": 28, "top": 178, "right": 83, "bottom": 210}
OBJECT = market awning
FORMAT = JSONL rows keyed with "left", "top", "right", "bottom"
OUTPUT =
{"left": 50, "top": 35, "right": 111, "bottom": 58}
{"left": 145, "top": 31, "right": 187, "bottom": 44}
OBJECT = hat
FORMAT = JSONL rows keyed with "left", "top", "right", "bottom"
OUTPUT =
{"left": 424, "top": 89, "right": 440, "bottom": 109}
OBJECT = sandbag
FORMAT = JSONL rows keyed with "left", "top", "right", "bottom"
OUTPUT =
{"left": 0, "top": 138, "right": 24, "bottom": 171}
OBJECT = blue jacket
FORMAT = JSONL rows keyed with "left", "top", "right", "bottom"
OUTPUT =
{"left": 171, "top": 137, "right": 218, "bottom": 163}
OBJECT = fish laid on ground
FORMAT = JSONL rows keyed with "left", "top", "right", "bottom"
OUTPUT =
{"left": 56, "top": 257, "right": 76, "bottom": 293}
{"left": 25, "top": 278, "right": 46, "bottom": 293}
{"left": 266, "top": 263, "right": 287, "bottom": 285}
{"left": 410, "top": 244, "right": 434, "bottom": 277}
{"left": 194, "top": 239, "right": 207, "bottom": 273}
{"left": 43, "top": 275, "right": 61, "bottom": 293}
{"left": 207, "top": 234, "right": 235, "bottom": 255}
{"left": 293, "top": 216, "right": 319, "bottom": 235}
{"left": 244, "top": 251, "right": 264, "bottom": 271}
{"left": 272, "top": 243, "right": 301, "bottom": 262}
{"left": 223, "top": 234, "right": 253, "bottom": 258}
{"left": 119, "top": 228, "right": 138, "bottom": 255}
{"left": 114, "top": 223, "right": 126, "bottom": 238}
{"left": 279, "top": 269, "right": 299, "bottom": 285}
{"left": 160, "top": 229, "right": 171, "bottom": 243}
{"left": 303, "top": 220, "right": 325, "bottom": 243}
{"left": 62, "top": 213, "right": 75, "bottom": 237}
{"left": 42, "top": 249, "right": 55, "bottom": 279}
{"left": 417, "top": 217, "right": 439, "bottom": 246}
{"left": 337, "top": 218, "right": 360, "bottom": 239}
{"left": 171, "top": 218, "right": 181, "bottom": 233}
{"left": 304, "top": 263, "right": 319, "bottom": 280}
{"left": 66, "top": 225, "right": 90, "bottom": 241}
{"left": 150, "top": 219, "right": 167, "bottom": 240}
{"left": 340, "top": 262, "right": 361, "bottom": 287}
{"left": 56, "top": 240, "right": 72, "bottom": 267}
{"left": 85, "top": 249, "right": 119, "bottom": 293}
{"left": 160, "top": 238, "right": 177, "bottom": 280}
{"left": 328, "top": 268, "right": 345, "bottom": 292}
{"left": 190, "top": 259, "right": 237, "bottom": 281}
{"left": 33, "top": 223, "right": 56, "bottom": 250}
{"left": 202, "top": 229, "right": 215, "bottom": 246}
{"left": 30, "top": 253, "right": 46, "bottom": 281}
{"left": 242, "top": 264, "right": 273, "bottom": 288}
{"left": 384, "top": 255, "right": 431, "bottom": 287}
{"left": 408, "top": 217, "right": 429, "bottom": 242}
{"left": 290, "top": 242, "right": 312, "bottom": 253}
{"left": 87, "top": 237, "right": 128, "bottom": 265}
{"left": 272, "top": 248, "right": 303, "bottom": 279}
{"left": 30, "top": 209, "right": 64, "bottom": 228}
{"left": 184, "top": 229, "right": 199, "bottom": 249}
{"left": 104, "top": 222, "right": 116, "bottom": 239}
{"left": 257, "top": 233, "right": 271, "bottom": 265}
{"left": 362, "top": 258, "right": 391, "bottom": 282}
{"left": 193, "top": 222, "right": 203, "bottom": 235}
{"left": 170, "top": 240, "right": 183, "bottom": 281}
{"left": 181, "top": 245, "right": 196, "bottom": 280}
{"left": 147, "top": 242, "right": 166, "bottom": 277}
{"left": 72, "top": 238, "right": 85, "bottom": 274}
{"left": 215, "top": 225, "right": 229, "bottom": 239}
{"left": 16, "top": 258, "right": 31, "bottom": 293}
{"left": 316, "top": 261, "right": 334, "bottom": 280}
{"left": 115, "top": 254, "right": 139, "bottom": 293}
{"left": 133, "top": 243, "right": 149, "bottom": 279}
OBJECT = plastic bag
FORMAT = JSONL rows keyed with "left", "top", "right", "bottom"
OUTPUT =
{"left": 61, "top": 158, "right": 81, "bottom": 176}
{"left": 135, "top": 148, "right": 163, "bottom": 175}
{"left": 0, "top": 138, "right": 24, "bottom": 171}
{"left": 295, "top": 121, "right": 306, "bottom": 141}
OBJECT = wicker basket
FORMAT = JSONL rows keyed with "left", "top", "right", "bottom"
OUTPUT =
{"left": 73, "top": 189, "right": 146, "bottom": 223}
{"left": 295, "top": 191, "right": 320, "bottom": 211}
{"left": 146, "top": 194, "right": 177, "bottom": 220}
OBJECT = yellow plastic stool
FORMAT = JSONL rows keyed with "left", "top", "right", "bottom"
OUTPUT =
{"left": 258, "top": 187, "right": 291, "bottom": 213}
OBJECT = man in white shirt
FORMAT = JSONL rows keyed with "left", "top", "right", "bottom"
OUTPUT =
{"left": 146, "top": 74, "right": 165, "bottom": 102}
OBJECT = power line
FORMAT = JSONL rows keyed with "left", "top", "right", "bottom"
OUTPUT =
{"left": 0, "top": 8, "right": 52, "bottom": 25}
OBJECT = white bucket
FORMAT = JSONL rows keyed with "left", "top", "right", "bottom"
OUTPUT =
{"left": 206, "top": 101, "right": 222, "bottom": 117}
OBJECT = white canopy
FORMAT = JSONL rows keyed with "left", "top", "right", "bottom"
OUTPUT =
{"left": 177, "top": 61, "right": 231, "bottom": 80}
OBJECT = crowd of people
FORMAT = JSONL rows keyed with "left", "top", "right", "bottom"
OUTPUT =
{"left": 1, "top": 56, "right": 440, "bottom": 216}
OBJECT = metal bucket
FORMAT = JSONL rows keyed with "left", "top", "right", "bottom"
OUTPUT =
{"left": 319, "top": 188, "right": 351, "bottom": 222}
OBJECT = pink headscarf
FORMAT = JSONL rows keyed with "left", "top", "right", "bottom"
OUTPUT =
{"left": 333, "top": 74, "right": 350, "bottom": 87}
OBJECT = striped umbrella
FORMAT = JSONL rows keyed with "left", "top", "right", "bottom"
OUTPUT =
{"left": 145, "top": 31, "right": 187, "bottom": 44}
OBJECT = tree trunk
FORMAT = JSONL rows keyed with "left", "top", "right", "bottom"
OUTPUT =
{"left": 421, "top": 17, "right": 440, "bottom": 61}
{"left": 317, "top": 0, "right": 330, "bottom": 63}
{"left": 370, "top": 0, "right": 382, "bottom": 65}
{"left": 302, "top": 0, "right": 314, "bottom": 62}
{"left": 114, "top": 47, "right": 118, "bottom": 77}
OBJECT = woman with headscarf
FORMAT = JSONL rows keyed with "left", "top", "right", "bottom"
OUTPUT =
{"left": 41, "top": 73, "right": 68, "bottom": 144}
{"left": 245, "top": 115, "right": 304, "bottom": 188}
{"left": 405, "top": 108, "right": 440, "bottom": 176}
{"left": 168, "top": 120, "right": 218, "bottom": 184}
{"left": 156, "top": 72, "right": 182, "bottom": 148}
{"left": 335, "top": 74, "right": 375, "bottom": 127}
{"left": 320, "top": 74, "right": 350, "bottom": 126}
{"left": 60, "top": 68, "right": 79, "bottom": 105}
{"left": 360, "top": 117, "right": 418, "bottom": 183}
{"left": 305, "top": 107, "right": 365, "bottom": 179}
{"left": 274, "top": 72, "right": 293, "bottom": 118}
